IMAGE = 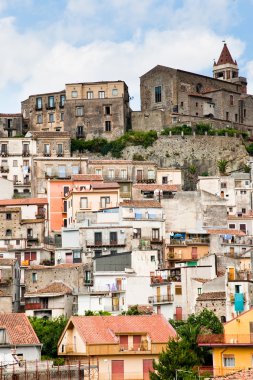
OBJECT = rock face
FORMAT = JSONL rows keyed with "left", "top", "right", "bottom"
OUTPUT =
{"left": 121, "top": 135, "right": 248, "bottom": 175}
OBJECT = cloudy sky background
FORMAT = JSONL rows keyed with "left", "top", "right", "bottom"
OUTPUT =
{"left": 1, "top": 0, "right": 253, "bottom": 112}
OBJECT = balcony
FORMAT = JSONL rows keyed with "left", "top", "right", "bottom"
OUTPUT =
{"left": 198, "top": 334, "right": 253, "bottom": 346}
{"left": 148, "top": 294, "right": 174, "bottom": 304}
{"left": 86, "top": 239, "right": 126, "bottom": 248}
{"left": 59, "top": 102, "right": 65, "bottom": 109}
{"left": 57, "top": 152, "right": 64, "bottom": 157}
{"left": 104, "top": 175, "right": 132, "bottom": 182}
{"left": 22, "top": 150, "right": 30, "bottom": 157}
{"left": 136, "top": 178, "right": 156, "bottom": 184}
{"left": 89, "top": 284, "right": 126, "bottom": 293}
{"left": 130, "top": 213, "right": 163, "bottom": 220}
{"left": 76, "top": 132, "right": 84, "bottom": 138}
{"left": 35, "top": 105, "right": 43, "bottom": 111}
{"left": 46, "top": 104, "right": 55, "bottom": 110}
{"left": 43, "top": 152, "right": 51, "bottom": 157}
{"left": 169, "top": 238, "right": 210, "bottom": 245}
{"left": 1, "top": 151, "right": 8, "bottom": 157}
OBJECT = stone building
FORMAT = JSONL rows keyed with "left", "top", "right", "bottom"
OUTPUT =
{"left": 0, "top": 113, "right": 23, "bottom": 137}
{"left": 21, "top": 90, "right": 65, "bottom": 133}
{"left": 133, "top": 43, "right": 253, "bottom": 132}
{"left": 0, "top": 258, "right": 20, "bottom": 312}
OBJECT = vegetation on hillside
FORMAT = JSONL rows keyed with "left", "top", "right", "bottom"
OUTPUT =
{"left": 150, "top": 309, "right": 223, "bottom": 380}
{"left": 71, "top": 130, "right": 158, "bottom": 158}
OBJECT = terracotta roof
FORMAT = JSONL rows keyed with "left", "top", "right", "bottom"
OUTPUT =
{"left": 25, "top": 281, "right": 72, "bottom": 296}
{"left": 133, "top": 184, "right": 179, "bottom": 191}
{"left": 214, "top": 43, "right": 237, "bottom": 66}
{"left": 72, "top": 174, "right": 103, "bottom": 181}
{"left": 120, "top": 200, "right": 162, "bottom": 208}
{"left": 0, "top": 313, "right": 40, "bottom": 345}
{"left": 0, "top": 198, "right": 48, "bottom": 206}
{"left": 0, "top": 258, "right": 16, "bottom": 266}
{"left": 68, "top": 315, "right": 176, "bottom": 345}
{"left": 192, "top": 278, "right": 209, "bottom": 283}
{"left": 207, "top": 229, "right": 245, "bottom": 236}
{"left": 196, "top": 292, "right": 226, "bottom": 301}
{"left": 91, "top": 182, "right": 120, "bottom": 189}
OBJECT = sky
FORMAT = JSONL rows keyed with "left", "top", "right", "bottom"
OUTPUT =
{"left": 1, "top": 0, "right": 253, "bottom": 112}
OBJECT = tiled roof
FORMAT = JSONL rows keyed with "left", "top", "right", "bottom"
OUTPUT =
{"left": 92, "top": 182, "right": 120, "bottom": 189}
{"left": 0, "top": 198, "right": 48, "bottom": 206}
{"left": 120, "top": 200, "right": 162, "bottom": 208}
{"left": 72, "top": 174, "right": 103, "bottom": 181}
{"left": 196, "top": 292, "right": 226, "bottom": 301}
{"left": 207, "top": 229, "right": 245, "bottom": 236}
{"left": 0, "top": 313, "right": 40, "bottom": 345}
{"left": 69, "top": 315, "right": 176, "bottom": 345}
{"left": 0, "top": 258, "right": 16, "bottom": 266}
{"left": 25, "top": 281, "right": 72, "bottom": 296}
{"left": 215, "top": 43, "right": 237, "bottom": 66}
{"left": 133, "top": 184, "right": 179, "bottom": 191}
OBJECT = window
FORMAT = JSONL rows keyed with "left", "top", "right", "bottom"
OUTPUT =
{"left": 180, "top": 101, "right": 184, "bottom": 107}
{"left": 223, "top": 355, "right": 235, "bottom": 367}
{"left": 13, "top": 160, "right": 18, "bottom": 167}
{"left": 242, "top": 208, "right": 246, "bottom": 214}
{"left": 100, "top": 196, "right": 110, "bottom": 208}
{"left": 162, "top": 176, "right": 168, "bottom": 184}
{"left": 105, "top": 121, "right": 111, "bottom": 132}
{"left": 87, "top": 91, "right": 93, "bottom": 99}
{"left": 60, "top": 112, "right": 64, "bottom": 121}
{"left": 235, "top": 113, "right": 238, "bottom": 122}
{"left": 94, "top": 232, "right": 102, "bottom": 245}
{"left": 133, "top": 228, "right": 141, "bottom": 239}
{"left": 63, "top": 200, "right": 67, "bottom": 213}
{"left": 80, "top": 197, "right": 88, "bottom": 208}
{"left": 95, "top": 168, "right": 102, "bottom": 175}
{"left": 229, "top": 95, "right": 234, "bottom": 105}
{"left": 60, "top": 95, "right": 65, "bottom": 107}
{"left": 58, "top": 165, "right": 66, "bottom": 178}
{"left": 36, "top": 97, "right": 42, "bottom": 110}
{"left": 152, "top": 228, "right": 160, "bottom": 241}
{"left": 229, "top": 224, "right": 235, "bottom": 229}
{"left": 27, "top": 228, "right": 33, "bottom": 238}
{"left": 99, "top": 91, "right": 105, "bottom": 98}
{"left": 240, "top": 224, "right": 246, "bottom": 233}
{"left": 1, "top": 144, "right": 8, "bottom": 154}
{"left": 175, "top": 285, "right": 182, "bottom": 295}
{"left": 244, "top": 109, "right": 246, "bottom": 118}
{"left": 221, "top": 182, "right": 227, "bottom": 189}
{"left": 240, "top": 190, "right": 247, "bottom": 194}
{"left": 196, "top": 102, "right": 198, "bottom": 107}
{"left": 148, "top": 170, "right": 155, "bottom": 180}
{"left": 155, "top": 86, "right": 162, "bottom": 103}
{"left": 110, "top": 231, "right": 118, "bottom": 245}
{"left": 72, "top": 166, "right": 79, "bottom": 174}
{"left": 6, "top": 229, "right": 12, "bottom": 236}
{"left": 37, "top": 114, "right": 42, "bottom": 124}
{"left": 226, "top": 112, "right": 229, "bottom": 121}
{"left": 105, "top": 106, "right": 111, "bottom": 115}
{"left": 63, "top": 186, "right": 69, "bottom": 196}
{"left": 120, "top": 169, "right": 127, "bottom": 179}
{"left": 197, "top": 288, "right": 202, "bottom": 295}
{"left": 6, "top": 213, "right": 11, "bottom": 220}
{"left": 71, "top": 90, "right": 78, "bottom": 98}
{"left": 48, "top": 96, "right": 55, "bottom": 108}
{"left": 108, "top": 169, "right": 114, "bottom": 179}
{"left": 112, "top": 88, "right": 118, "bottom": 96}
{"left": 151, "top": 255, "right": 155, "bottom": 262}
{"left": 57, "top": 144, "right": 63, "bottom": 156}
{"left": 32, "top": 273, "right": 37, "bottom": 283}
{"left": 44, "top": 144, "right": 50, "bottom": 155}
{"left": 76, "top": 106, "right": 84, "bottom": 116}
{"left": 63, "top": 218, "right": 67, "bottom": 227}
{"left": 49, "top": 113, "right": 54, "bottom": 123}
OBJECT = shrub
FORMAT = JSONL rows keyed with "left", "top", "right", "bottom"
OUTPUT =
{"left": 195, "top": 123, "right": 211, "bottom": 135}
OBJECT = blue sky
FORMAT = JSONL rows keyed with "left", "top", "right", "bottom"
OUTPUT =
{"left": 1, "top": 0, "right": 253, "bottom": 112}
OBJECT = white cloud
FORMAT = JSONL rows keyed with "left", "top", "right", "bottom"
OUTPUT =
{"left": 0, "top": 0, "right": 247, "bottom": 112}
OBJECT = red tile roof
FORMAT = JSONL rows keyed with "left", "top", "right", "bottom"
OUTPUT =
{"left": 91, "top": 182, "right": 120, "bottom": 189}
{"left": 68, "top": 315, "right": 176, "bottom": 345}
{"left": 133, "top": 184, "right": 179, "bottom": 191}
{"left": 72, "top": 174, "right": 103, "bottom": 181}
{"left": 207, "top": 229, "right": 245, "bottom": 236}
{"left": 120, "top": 200, "right": 162, "bottom": 208}
{"left": 0, "top": 198, "right": 48, "bottom": 206}
{"left": 214, "top": 43, "right": 237, "bottom": 66}
{"left": 196, "top": 292, "right": 226, "bottom": 301}
{"left": 25, "top": 281, "right": 72, "bottom": 296}
{"left": 0, "top": 313, "right": 40, "bottom": 345}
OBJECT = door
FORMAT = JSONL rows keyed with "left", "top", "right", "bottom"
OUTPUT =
{"left": 229, "top": 247, "right": 235, "bottom": 257}
{"left": 156, "top": 287, "right": 161, "bottom": 302}
{"left": 167, "top": 285, "right": 171, "bottom": 301}
{"left": 175, "top": 306, "right": 182, "bottom": 321}
{"left": 191, "top": 247, "right": 198, "bottom": 259}
{"left": 143, "top": 359, "right": 154, "bottom": 380}
{"left": 112, "top": 295, "right": 119, "bottom": 311}
{"left": 112, "top": 360, "right": 124, "bottom": 380}
{"left": 137, "top": 170, "right": 143, "bottom": 181}
{"left": 65, "top": 252, "right": 73, "bottom": 263}
{"left": 110, "top": 231, "right": 118, "bottom": 245}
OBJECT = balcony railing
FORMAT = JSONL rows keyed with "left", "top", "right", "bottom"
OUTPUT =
{"left": 151, "top": 274, "right": 181, "bottom": 284}
{"left": 86, "top": 239, "right": 126, "bottom": 248}
{"left": 198, "top": 334, "right": 253, "bottom": 345}
{"left": 22, "top": 150, "right": 30, "bottom": 157}
{"left": 136, "top": 178, "right": 156, "bottom": 184}
{"left": 0, "top": 167, "right": 9, "bottom": 173}
{"left": 76, "top": 132, "right": 84, "bottom": 138}
{"left": 46, "top": 104, "right": 55, "bottom": 110}
{"left": 104, "top": 175, "right": 131, "bottom": 182}
{"left": 1, "top": 151, "right": 8, "bottom": 157}
{"left": 148, "top": 294, "right": 174, "bottom": 304}
{"left": 169, "top": 238, "right": 210, "bottom": 245}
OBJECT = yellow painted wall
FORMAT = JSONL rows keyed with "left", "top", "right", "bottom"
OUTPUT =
{"left": 213, "top": 346, "right": 253, "bottom": 376}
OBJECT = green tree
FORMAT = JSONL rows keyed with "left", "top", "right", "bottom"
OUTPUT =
{"left": 29, "top": 316, "right": 68, "bottom": 358}
{"left": 150, "top": 338, "right": 198, "bottom": 380}
{"left": 84, "top": 310, "right": 111, "bottom": 316}
{"left": 217, "top": 159, "right": 229, "bottom": 175}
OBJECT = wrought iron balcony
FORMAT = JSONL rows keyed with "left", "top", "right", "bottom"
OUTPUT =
{"left": 148, "top": 294, "right": 174, "bottom": 304}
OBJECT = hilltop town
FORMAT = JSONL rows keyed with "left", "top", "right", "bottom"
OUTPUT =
{"left": 1, "top": 43, "right": 253, "bottom": 379}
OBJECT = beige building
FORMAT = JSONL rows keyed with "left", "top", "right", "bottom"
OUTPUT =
{"left": 58, "top": 315, "right": 177, "bottom": 380}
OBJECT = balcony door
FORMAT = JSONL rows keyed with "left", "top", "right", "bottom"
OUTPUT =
{"left": 94, "top": 232, "right": 102, "bottom": 246}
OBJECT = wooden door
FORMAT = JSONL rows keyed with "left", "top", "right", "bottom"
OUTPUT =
{"left": 112, "top": 360, "right": 124, "bottom": 380}
{"left": 143, "top": 359, "right": 154, "bottom": 380}
{"left": 156, "top": 287, "right": 161, "bottom": 302}
{"left": 175, "top": 306, "right": 182, "bottom": 321}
